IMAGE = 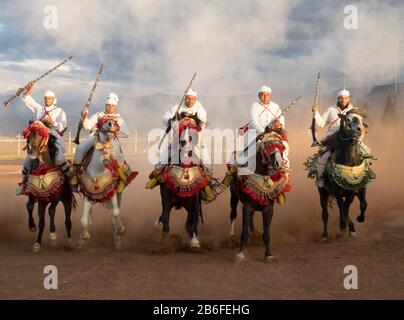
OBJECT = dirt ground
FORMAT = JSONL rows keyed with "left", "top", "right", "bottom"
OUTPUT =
{"left": 0, "top": 130, "right": 403, "bottom": 300}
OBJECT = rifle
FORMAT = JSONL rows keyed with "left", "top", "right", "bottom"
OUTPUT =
{"left": 241, "top": 95, "right": 302, "bottom": 154}
{"left": 310, "top": 72, "right": 321, "bottom": 147}
{"left": 74, "top": 64, "right": 104, "bottom": 145}
{"left": 3, "top": 56, "right": 73, "bottom": 109}
{"left": 157, "top": 72, "right": 197, "bottom": 149}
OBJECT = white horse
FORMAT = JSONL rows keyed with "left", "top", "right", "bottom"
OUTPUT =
{"left": 77, "top": 117, "right": 125, "bottom": 250}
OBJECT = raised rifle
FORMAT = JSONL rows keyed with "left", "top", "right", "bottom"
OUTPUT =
{"left": 74, "top": 64, "right": 104, "bottom": 145}
{"left": 310, "top": 72, "right": 321, "bottom": 147}
{"left": 3, "top": 56, "right": 73, "bottom": 109}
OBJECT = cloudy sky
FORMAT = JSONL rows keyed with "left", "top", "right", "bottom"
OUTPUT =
{"left": 0, "top": 0, "right": 403, "bottom": 111}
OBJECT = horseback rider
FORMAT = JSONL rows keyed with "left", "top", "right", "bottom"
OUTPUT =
{"left": 70, "top": 92, "right": 129, "bottom": 192}
{"left": 145, "top": 88, "right": 215, "bottom": 200}
{"left": 222, "top": 85, "right": 290, "bottom": 187}
{"left": 16, "top": 81, "right": 69, "bottom": 196}
{"left": 311, "top": 88, "right": 371, "bottom": 188}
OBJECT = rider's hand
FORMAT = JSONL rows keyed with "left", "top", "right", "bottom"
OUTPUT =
{"left": 312, "top": 104, "right": 319, "bottom": 113}
{"left": 81, "top": 107, "right": 89, "bottom": 118}
{"left": 24, "top": 81, "right": 35, "bottom": 96}
{"left": 42, "top": 115, "right": 55, "bottom": 127}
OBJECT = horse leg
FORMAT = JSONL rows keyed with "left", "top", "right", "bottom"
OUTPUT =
{"left": 160, "top": 186, "right": 172, "bottom": 238}
{"left": 61, "top": 196, "right": 73, "bottom": 247}
{"left": 33, "top": 202, "right": 47, "bottom": 253}
{"left": 154, "top": 185, "right": 166, "bottom": 230}
{"left": 356, "top": 188, "right": 368, "bottom": 223}
{"left": 111, "top": 195, "right": 123, "bottom": 250}
{"left": 188, "top": 195, "right": 200, "bottom": 248}
{"left": 229, "top": 182, "right": 239, "bottom": 236}
{"left": 262, "top": 204, "right": 274, "bottom": 261}
{"left": 27, "top": 197, "right": 37, "bottom": 232}
{"left": 343, "top": 193, "right": 356, "bottom": 237}
{"left": 78, "top": 197, "right": 92, "bottom": 245}
{"left": 48, "top": 200, "right": 58, "bottom": 244}
{"left": 237, "top": 203, "right": 253, "bottom": 260}
{"left": 318, "top": 187, "right": 330, "bottom": 241}
{"left": 336, "top": 196, "right": 348, "bottom": 235}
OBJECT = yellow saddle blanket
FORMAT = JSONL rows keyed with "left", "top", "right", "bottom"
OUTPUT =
{"left": 168, "top": 165, "right": 203, "bottom": 186}
{"left": 331, "top": 160, "right": 367, "bottom": 185}
{"left": 80, "top": 170, "right": 118, "bottom": 202}
{"left": 26, "top": 168, "right": 65, "bottom": 200}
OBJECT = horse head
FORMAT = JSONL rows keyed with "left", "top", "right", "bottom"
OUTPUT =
{"left": 339, "top": 111, "right": 366, "bottom": 142}
{"left": 257, "top": 132, "right": 285, "bottom": 174}
{"left": 96, "top": 115, "right": 120, "bottom": 141}
{"left": 22, "top": 120, "right": 50, "bottom": 159}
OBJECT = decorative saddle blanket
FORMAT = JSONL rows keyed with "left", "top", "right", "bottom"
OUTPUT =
{"left": 238, "top": 171, "right": 291, "bottom": 206}
{"left": 327, "top": 153, "right": 374, "bottom": 191}
{"left": 79, "top": 169, "right": 118, "bottom": 203}
{"left": 161, "top": 165, "right": 208, "bottom": 197}
{"left": 25, "top": 166, "right": 65, "bottom": 201}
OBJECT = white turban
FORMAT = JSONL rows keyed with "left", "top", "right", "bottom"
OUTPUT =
{"left": 106, "top": 92, "right": 119, "bottom": 105}
{"left": 258, "top": 85, "right": 272, "bottom": 95}
{"left": 338, "top": 89, "right": 350, "bottom": 97}
{"left": 185, "top": 88, "right": 197, "bottom": 97}
{"left": 44, "top": 90, "right": 57, "bottom": 105}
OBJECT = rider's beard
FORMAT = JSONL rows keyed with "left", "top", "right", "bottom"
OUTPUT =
{"left": 337, "top": 101, "right": 349, "bottom": 110}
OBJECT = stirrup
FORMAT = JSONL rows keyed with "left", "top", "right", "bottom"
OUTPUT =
{"left": 203, "top": 185, "right": 215, "bottom": 201}
{"left": 145, "top": 178, "right": 158, "bottom": 190}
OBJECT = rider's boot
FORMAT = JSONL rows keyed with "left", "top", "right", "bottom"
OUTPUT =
{"left": 222, "top": 165, "right": 238, "bottom": 188}
{"left": 145, "top": 167, "right": 163, "bottom": 189}
{"left": 117, "top": 165, "right": 127, "bottom": 193}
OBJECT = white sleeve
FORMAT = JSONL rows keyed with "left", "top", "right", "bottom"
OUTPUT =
{"left": 249, "top": 104, "right": 265, "bottom": 134}
{"left": 58, "top": 110, "right": 67, "bottom": 132}
{"left": 162, "top": 105, "right": 176, "bottom": 127}
{"left": 314, "top": 108, "right": 330, "bottom": 128}
{"left": 22, "top": 95, "right": 42, "bottom": 114}
{"left": 82, "top": 113, "right": 98, "bottom": 131}
{"left": 197, "top": 106, "right": 207, "bottom": 125}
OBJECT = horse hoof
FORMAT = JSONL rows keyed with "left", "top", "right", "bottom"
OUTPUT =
{"left": 349, "top": 231, "right": 357, "bottom": 238}
{"left": 265, "top": 255, "right": 275, "bottom": 262}
{"left": 32, "top": 242, "right": 41, "bottom": 253}
{"left": 321, "top": 236, "right": 329, "bottom": 242}
{"left": 49, "top": 232, "right": 57, "bottom": 242}
{"left": 82, "top": 228, "right": 91, "bottom": 241}
{"left": 154, "top": 219, "right": 163, "bottom": 230}
{"left": 236, "top": 252, "right": 245, "bottom": 261}
{"left": 357, "top": 215, "right": 365, "bottom": 223}
{"left": 29, "top": 226, "right": 37, "bottom": 232}
{"left": 190, "top": 237, "right": 200, "bottom": 248}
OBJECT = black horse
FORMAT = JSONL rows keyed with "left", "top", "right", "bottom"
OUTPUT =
{"left": 155, "top": 115, "right": 207, "bottom": 249}
{"left": 23, "top": 121, "right": 76, "bottom": 253}
{"left": 230, "top": 130, "right": 290, "bottom": 261}
{"left": 319, "top": 111, "right": 371, "bottom": 240}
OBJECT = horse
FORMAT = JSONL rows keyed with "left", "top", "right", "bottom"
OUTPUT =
{"left": 76, "top": 115, "right": 136, "bottom": 250}
{"left": 154, "top": 115, "right": 212, "bottom": 249}
{"left": 230, "top": 129, "right": 291, "bottom": 261}
{"left": 318, "top": 111, "right": 374, "bottom": 240}
{"left": 22, "top": 120, "right": 76, "bottom": 253}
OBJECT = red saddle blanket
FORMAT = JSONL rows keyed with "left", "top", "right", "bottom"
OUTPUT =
{"left": 161, "top": 165, "right": 208, "bottom": 197}
{"left": 25, "top": 166, "right": 65, "bottom": 201}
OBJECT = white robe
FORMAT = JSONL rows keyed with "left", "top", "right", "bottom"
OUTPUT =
{"left": 82, "top": 111, "right": 129, "bottom": 138}
{"left": 314, "top": 104, "right": 354, "bottom": 137}
{"left": 158, "top": 101, "right": 210, "bottom": 167}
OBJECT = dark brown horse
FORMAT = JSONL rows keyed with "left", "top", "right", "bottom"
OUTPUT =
{"left": 230, "top": 130, "right": 291, "bottom": 261}
{"left": 319, "top": 111, "right": 373, "bottom": 241}
{"left": 23, "top": 121, "right": 76, "bottom": 253}
{"left": 154, "top": 115, "right": 209, "bottom": 249}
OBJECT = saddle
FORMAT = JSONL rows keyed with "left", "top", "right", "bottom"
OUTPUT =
{"left": 161, "top": 165, "right": 208, "bottom": 197}
{"left": 327, "top": 152, "right": 374, "bottom": 191}
{"left": 79, "top": 168, "right": 118, "bottom": 203}
{"left": 25, "top": 165, "right": 65, "bottom": 201}
{"left": 238, "top": 171, "right": 291, "bottom": 206}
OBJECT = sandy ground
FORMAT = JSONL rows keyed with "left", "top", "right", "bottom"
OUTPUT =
{"left": 0, "top": 130, "right": 403, "bottom": 300}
